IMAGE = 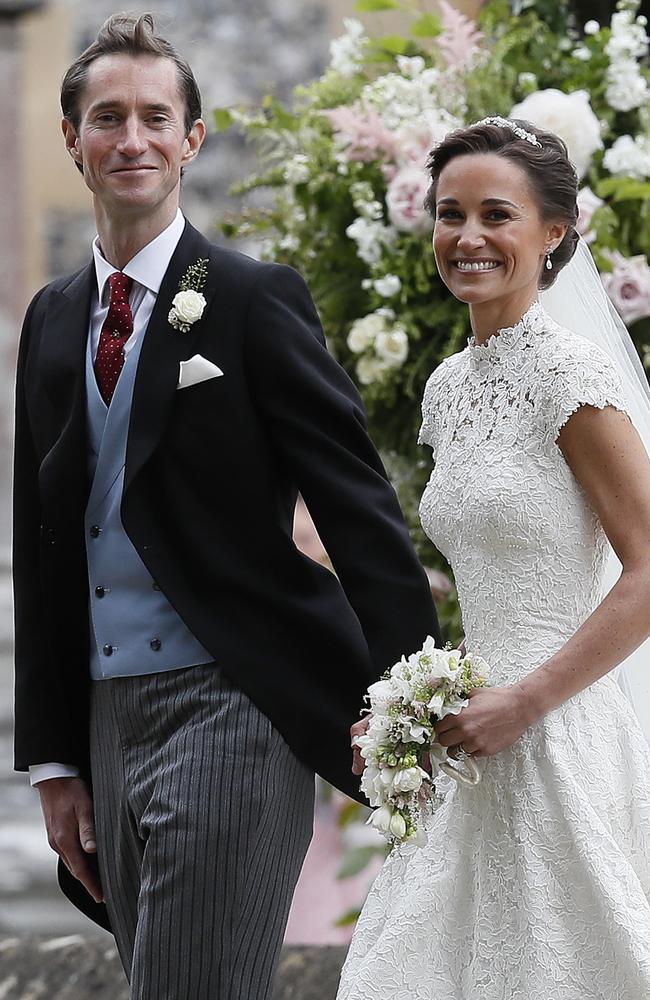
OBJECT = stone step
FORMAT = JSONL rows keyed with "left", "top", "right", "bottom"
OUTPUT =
{"left": 0, "top": 938, "right": 348, "bottom": 999}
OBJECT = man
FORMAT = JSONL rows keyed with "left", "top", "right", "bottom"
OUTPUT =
{"left": 13, "top": 13, "right": 440, "bottom": 999}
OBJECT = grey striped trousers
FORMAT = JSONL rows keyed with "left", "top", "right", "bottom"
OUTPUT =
{"left": 90, "top": 664, "right": 315, "bottom": 1000}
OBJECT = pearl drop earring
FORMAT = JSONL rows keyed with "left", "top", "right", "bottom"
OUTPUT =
{"left": 545, "top": 247, "right": 553, "bottom": 271}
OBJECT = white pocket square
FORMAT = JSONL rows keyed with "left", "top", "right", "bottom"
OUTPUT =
{"left": 177, "top": 354, "right": 224, "bottom": 389}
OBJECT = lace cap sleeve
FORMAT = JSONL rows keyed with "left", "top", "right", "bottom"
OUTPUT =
{"left": 418, "top": 361, "right": 449, "bottom": 452}
{"left": 539, "top": 333, "right": 630, "bottom": 445}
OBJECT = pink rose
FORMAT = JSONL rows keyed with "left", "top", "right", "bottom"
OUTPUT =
{"left": 576, "top": 186, "right": 604, "bottom": 244}
{"left": 386, "top": 165, "right": 432, "bottom": 235}
{"left": 324, "top": 104, "right": 398, "bottom": 163}
{"left": 602, "top": 251, "right": 650, "bottom": 324}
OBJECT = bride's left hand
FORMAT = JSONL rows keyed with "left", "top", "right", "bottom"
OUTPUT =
{"left": 435, "top": 686, "right": 539, "bottom": 757}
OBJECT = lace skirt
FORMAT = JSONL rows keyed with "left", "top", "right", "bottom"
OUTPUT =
{"left": 337, "top": 677, "right": 650, "bottom": 1000}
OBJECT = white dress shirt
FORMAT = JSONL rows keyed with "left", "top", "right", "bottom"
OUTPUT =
{"left": 30, "top": 209, "right": 186, "bottom": 787}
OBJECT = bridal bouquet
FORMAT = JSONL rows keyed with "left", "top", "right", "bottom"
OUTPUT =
{"left": 356, "top": 636, "right": 489, "bottom": 847}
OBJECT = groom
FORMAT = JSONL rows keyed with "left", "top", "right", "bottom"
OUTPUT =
{"left": 13, "top": 13, "right": 440, "bottom": 999}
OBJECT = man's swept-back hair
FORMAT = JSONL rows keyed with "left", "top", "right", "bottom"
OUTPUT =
{"left": 60, "top": 12, "right": 202, "bottom": 133}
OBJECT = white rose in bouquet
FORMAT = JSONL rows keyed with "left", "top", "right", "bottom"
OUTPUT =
{"left": 392, "top": 766, "right": 428, "bottom": 794}
{"left": 510, "top": 89, "right": 602, "bottom": 179}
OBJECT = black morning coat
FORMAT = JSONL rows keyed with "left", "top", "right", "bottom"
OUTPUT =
{"left": 13, "top": 219, "right": 441, "bottom": 931}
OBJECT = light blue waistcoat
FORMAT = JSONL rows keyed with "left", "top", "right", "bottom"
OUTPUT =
{"left": 84, "top": 329, "right": 213, "bottom": 680}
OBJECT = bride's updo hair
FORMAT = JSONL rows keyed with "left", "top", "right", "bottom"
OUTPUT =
{"left": 424, "top": 119, "right": 579, "bottom": 290}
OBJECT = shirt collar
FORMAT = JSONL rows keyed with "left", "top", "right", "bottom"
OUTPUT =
{"left": 92, "top": 208, "right": 186, "bottom": 303}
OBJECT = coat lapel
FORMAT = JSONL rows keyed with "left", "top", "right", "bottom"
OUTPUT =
{"left": 37, "top": 263, "right": 94, "bottom": 516}
{"left": 124, "top": 221, "right": 218, "bottom": 495}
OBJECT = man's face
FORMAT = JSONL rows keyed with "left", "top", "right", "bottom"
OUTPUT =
{"left": 62, "top": 53, "right": 205, "bottom": 219}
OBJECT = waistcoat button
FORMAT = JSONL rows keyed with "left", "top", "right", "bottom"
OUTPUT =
{"left": 149, "top": 638, "right": 162, "bottom": 651}
{"left": 90, "top": 525, "right": 101, "bottom": 539}
{"left": 95, "top": 586, "right": 106, "bottom": 599}
{"left": 103, "top": 644, "right": 114, "bottom": 656}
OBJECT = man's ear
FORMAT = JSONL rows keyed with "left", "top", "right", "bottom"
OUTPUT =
{"left": 62, "top": 117, "right": 84, "bottom": 171}
{"left": 181, "top": 118, "right": 206, "bottom": 167}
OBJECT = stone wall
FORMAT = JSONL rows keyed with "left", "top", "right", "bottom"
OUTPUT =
{"left": 0, "top": 938, "right": 347, "bottom": 999}
{"left": 42, "top": 0, "right": 332, "bottom": 278}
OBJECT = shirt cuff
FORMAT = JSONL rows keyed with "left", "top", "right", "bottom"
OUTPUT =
{"left": 29, "top": 763, "right": 81, "bottom": 786}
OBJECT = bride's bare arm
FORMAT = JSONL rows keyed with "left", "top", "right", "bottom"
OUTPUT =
{"left": 436, "top": 403, "right": 650, "bottom": 757}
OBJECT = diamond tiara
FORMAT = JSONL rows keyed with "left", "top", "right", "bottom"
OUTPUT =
{"left": 473, "top": 116, "right": 542, "bottom": 148}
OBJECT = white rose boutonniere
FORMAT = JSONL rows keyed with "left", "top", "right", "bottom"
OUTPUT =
{"left": 169, "top": 258, "right": 209, "bottom": 333}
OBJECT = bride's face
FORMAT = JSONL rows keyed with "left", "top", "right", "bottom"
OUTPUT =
{"left": 432, "top": 152, "right": 565, "bottom": 307}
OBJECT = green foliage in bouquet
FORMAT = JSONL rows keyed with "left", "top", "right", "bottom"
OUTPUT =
{"left": 216, "top": 0, "right": 650, "bottom": 637}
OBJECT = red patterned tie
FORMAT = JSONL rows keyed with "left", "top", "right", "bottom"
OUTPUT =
{"left": 94, "top": 272, "right": 134, "bottom": 405}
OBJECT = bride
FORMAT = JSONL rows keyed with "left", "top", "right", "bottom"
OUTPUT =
{"left": 338, "top": 118, "right": 650, "bottom": 999}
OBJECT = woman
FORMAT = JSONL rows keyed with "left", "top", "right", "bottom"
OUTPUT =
{"left": 338, "top": 118, "right": 650, "bottom": 998}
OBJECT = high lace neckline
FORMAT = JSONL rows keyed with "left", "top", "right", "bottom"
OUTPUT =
{"left": 467, "top": 300, "right": 549, "bottom": 363}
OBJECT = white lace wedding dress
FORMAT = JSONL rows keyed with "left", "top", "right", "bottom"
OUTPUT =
{"left": 337, "top": 302, "right": 650, "bottom": 1000}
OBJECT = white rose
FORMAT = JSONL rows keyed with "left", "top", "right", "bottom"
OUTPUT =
{"left": 347, "top": 312, "right": 386, "bottom": 353}
{"left": 170, "top": 290, "right": 206, "bottom": 325}
{"left": 357, "top": 355, "right": 389, "bottom": 385}
{"left": 375, "top": 328, "right": 409, "bottom": 366}
{"left": 392, "top": 766, "right": 426, "bottom": 794}
{"left": 386, "top": 165, "right": 432, "bottom": 234}
{"left": 373, "top": 274, "right": 402, "bottom": 297}
{"left": 584, "top": 20, "right": 600, "bottom": 35}
{"left": 510, "top": 89, "right": 602, "bottom": 179}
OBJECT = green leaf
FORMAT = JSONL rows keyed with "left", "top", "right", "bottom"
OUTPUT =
{"left": 354, "top": 0, "right": 399, "bottom": 10}
{"left": 612, "top": 181, "right": 650, "bottom": 203}
{"left": 334, "top": 907, "right": 362, "bottom": 928}
{"left": 411, "top": 13, "right": 442, "bottom": 38}
{"left": 213, "top": 108, "right": 234, "bottom": 132}
{"left": 337, "top": 799, "right": 366, "bottom": 828}
{"left": 336, "top": 846, "right": 380, "bottom": 879}
{"left": 261, "top": 95, "right": 300, "bottom": 131}
{"left": 373, "top": 33, "right": 410, "bottom": 55}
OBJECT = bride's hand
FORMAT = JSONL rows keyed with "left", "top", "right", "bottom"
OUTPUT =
{"left": 435, "top": 686, "right": 539, "bottom": 757}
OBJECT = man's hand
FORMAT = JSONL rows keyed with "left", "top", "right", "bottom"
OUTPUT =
{"left": 350, "top": 716, "right": 370, "bottom": 775}
{"left": 36, "top": 777, "right": 104, "bottom": 903}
